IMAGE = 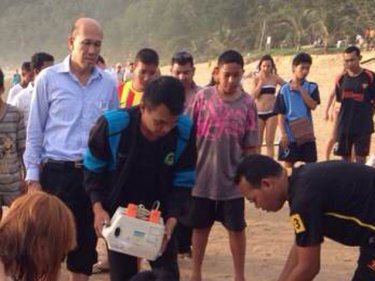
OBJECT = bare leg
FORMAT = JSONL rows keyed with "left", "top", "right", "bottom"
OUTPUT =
{"left": 257, "top": 118, "right": 266, "bottom": 154}
{"left": 228, "top": 230, "right": 246, "bottom": 281}
{"left": 325, "top": 137, "right": 336, "bottom": 160}
{"left": 325, "top": 116, "right": 338, "bottom": 160}
{"left": 265, "top": 115, "right": 278, "bottom": 158}
{"left": 190, "top": 227, "right": 212, "bottom": 281}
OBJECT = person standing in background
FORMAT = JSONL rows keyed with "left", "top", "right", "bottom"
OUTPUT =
{"left": 23, "top": 17, "right": 118, "bottom": 281}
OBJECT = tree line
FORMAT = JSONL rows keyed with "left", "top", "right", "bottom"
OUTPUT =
{"left": 0, "top": 0, "right": 374, "bottom": 65}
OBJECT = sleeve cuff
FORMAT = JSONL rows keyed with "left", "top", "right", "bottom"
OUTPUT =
{"left": 25, "top": 166, "right": 40, "bottom": 181}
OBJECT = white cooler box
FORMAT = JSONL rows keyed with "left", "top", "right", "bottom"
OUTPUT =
{"left": 102, "top": 207, "right": 165, "bottom": 261}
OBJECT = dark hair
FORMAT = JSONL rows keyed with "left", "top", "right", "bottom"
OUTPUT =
{"left": 129, "top": 270, "right": 174, "bottom": 281}
{"left": 135, "top": 48, "right": 159, "bottom": 66}
{"left": 21, "top": 62, "right": 32, "bottom": 72}
{"left": 218, "top": 50, "right": 244, "bottom": 68}
{"left": 171, "top": 51, "right": 194, "bottom": 66}
{"left": 97, "top": 55, "right": 105, "bottom": 65}
{"left": 0, "top": 68, "right": 4, "bottom": 90}
{"left": 31, "top": 52, "right": 54, "bottom": 72}
{"left": 344, "top": 45, "right": 361, "bottom": 57}
{"left": 292, "top": 52, "right": 312, "bottom": 66}
{"left": 235, "top": 154, "right": 283, "bottom": 187}
{"left": 142, "top": 76, "right": 185, "bottom": 115}
{"left": 258, "top": 54, "right": 277, "bottom": 74}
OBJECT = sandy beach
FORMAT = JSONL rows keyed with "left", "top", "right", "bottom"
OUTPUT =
{"left": 5, "top": 51, "right": 375, "bottom": 280}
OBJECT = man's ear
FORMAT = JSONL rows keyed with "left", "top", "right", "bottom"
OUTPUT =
{"left": 212, "top": 66, "right": 219, "bottom": 75}
{"left": 67, "top": 35, "right": 74, "bottom": 50}
{"left": 260, "top": 177, "right": 273, "bottom": 190}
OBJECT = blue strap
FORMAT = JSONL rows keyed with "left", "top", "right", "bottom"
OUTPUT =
{"left": 103, "top": 109, "right": 130, "bottom": 170}
{"left": 175, "top": 114, "right": 192, "bottom": 162}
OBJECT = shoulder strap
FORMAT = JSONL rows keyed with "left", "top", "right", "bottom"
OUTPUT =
{"left": 103, "top": 109, "right": 130, "bottom": 136}
{"left": 175, "top": 114, "right": 192, "bottom": 162}
{"left": 102, "top": 109, "right": 130, "bottom": 169}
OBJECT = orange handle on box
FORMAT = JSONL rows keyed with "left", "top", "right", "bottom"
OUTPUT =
{"left": 149, "top": 209, "right": 160, "bottom": 223}
{"left": 126, "top": 203, "right": 137, "bottom": 217}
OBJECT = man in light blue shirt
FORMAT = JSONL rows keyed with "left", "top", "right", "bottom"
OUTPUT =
{"left": 24, "top": 17, "right": 118, "bottom": 281}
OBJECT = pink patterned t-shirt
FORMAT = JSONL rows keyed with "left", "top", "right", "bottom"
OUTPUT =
{"left": 190, "top": 86, "right": 258, "bottom": 200}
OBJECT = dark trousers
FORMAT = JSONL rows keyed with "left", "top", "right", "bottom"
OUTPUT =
{"left": 176, "top": 222, "right": 192, "bottom": 253}
{"left": 40, "top": 162, "right": 97, "bottom": 275}
{"left": 108, "top": 234, "right": 179, "bottom": 281}
{"left": 351, "top": 246, "right": 375, "bottom": 281}
{"left": 174, "top": 188, "right": 193, "bottom": 254}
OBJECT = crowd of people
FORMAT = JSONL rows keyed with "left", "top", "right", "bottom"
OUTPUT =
{"left": 0, "top": 15, "right": 375, "bottom": 281}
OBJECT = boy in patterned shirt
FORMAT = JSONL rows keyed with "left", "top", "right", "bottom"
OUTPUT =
{"left": 0, "top": 68, "right": 25, "bottom": 219}
{"left": 188, "top": 50, "right": 258, "bottom": 281}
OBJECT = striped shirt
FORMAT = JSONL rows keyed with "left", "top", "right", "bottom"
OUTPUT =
{"left": 0, "top": 104, "right": 25, "bottom": 194}
{"left": 119, "top": 80, "right": 142, "bottom": 108}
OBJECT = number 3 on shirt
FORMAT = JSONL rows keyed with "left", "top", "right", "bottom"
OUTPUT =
{"left": 290, "top": 214, "right": 306, "bottom": 234}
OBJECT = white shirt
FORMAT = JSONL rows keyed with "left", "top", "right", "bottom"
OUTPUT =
{"left": 13, "top": 82, "right": 34, "bottom": 128}
{"left": 24, "top": 56, "right": 118, "bottom": 181}
{"left": 6, "top": 83, "right": 24, "bottom": 105}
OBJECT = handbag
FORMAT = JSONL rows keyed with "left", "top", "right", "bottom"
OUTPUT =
{"left": 288, "top": 117, "right": 315, "bottom": 145}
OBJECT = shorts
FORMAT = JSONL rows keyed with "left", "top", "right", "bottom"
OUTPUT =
{"left": 351, "top": 245, "right": 375, "bottom": 281}
{"left": 278, "top": 141, "right": 317, "bottom": 163}
{"left": 188, "top": 197, "right": 246, "bottom": 231}
{"left": 333, "top": 134, "right": 371, "bottom": 157}
{"left": 40, "top": 161, "right": 97, "bottom": 275}
{"left": 0, "top": 192, "right": 21, "bottom": 207}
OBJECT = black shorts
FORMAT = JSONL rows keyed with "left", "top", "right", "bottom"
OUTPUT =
{"left": 187, "top": 197, "right": 246, "bottom": 231}
{"left": 278, "top": 141, "right": 317, "bottom": 163}
{"left": 40, "top": 162, "right": 97, "bottom": 275}
{"left": 351, "top": 246, "right": 375, "bottom": 281}
{"left": 333, "top": 134, "right": 371, "bottom": 157}
{"left": 258, "top": 112, "right": 277, "bottom": 122}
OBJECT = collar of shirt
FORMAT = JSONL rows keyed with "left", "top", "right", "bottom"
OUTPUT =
{"left": 56, "top": 56, "right": 103, "bottom": 86}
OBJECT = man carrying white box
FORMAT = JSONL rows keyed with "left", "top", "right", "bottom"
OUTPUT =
{"left": 83, "top": 76, "right": 197, "bottom": 281}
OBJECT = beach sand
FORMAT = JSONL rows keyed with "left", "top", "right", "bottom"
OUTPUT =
{"left": 6, "top": 51, "right": 374, "bottom": 280}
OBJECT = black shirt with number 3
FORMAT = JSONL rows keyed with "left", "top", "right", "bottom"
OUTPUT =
{"left": 288, "top": 161, "right": 375, "bottom": 247}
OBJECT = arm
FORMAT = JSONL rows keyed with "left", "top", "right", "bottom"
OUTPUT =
{"left": 243, "top": 97, "right": 259, "bottom": 155}
{"left": 16, "top": 110, "right": 26, "bottom": 187}
{"left": 323, "top": 88, "right": 336, "bottom": 121}
{"left": 83, "top": 116, "right": 113, "bottom": 236}
{"left": 273, "top": 89, "right": 288, "bottom": 146}
{"left": 109, "top": 80, "right": 119, "bottom": 109}
{"left": 278, "top": 114, "right": 288, "bottom": 146}
{"left": 278, "top": 243, "right": 321, "bottom": 281}
{"left": 276, "top": 74, "right": 287, "bottom": 86}
{"left": 249, "top": 76, "right": 263, "bottom": 99}
{"left": 297, "top": 85, "right": 318, "bottom": 110}
{"left": 168, "top": 122, "right": 197, "bottom": 219}
{"left": 23, "top": 73, "right": 49, "bottom": 190}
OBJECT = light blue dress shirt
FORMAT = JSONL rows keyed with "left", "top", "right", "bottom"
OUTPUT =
{"left": 24, "top": 56, "right": 119, "bottom": 181}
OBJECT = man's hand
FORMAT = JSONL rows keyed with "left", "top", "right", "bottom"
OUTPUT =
{"left": 93, "top": 202, "right": 110, "bottom": 238}
{"left": 27, "top": 180, "right": 42, "bottom": 193}
{"left": 289, "top": 79, "right": 301, "bottom": 92}
{"left": 159, "top": 217, "right": 177, "bottom": 256}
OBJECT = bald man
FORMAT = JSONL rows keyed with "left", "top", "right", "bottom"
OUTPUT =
{"left": 24, "top": 17, "right": 118, "bottom": 281}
